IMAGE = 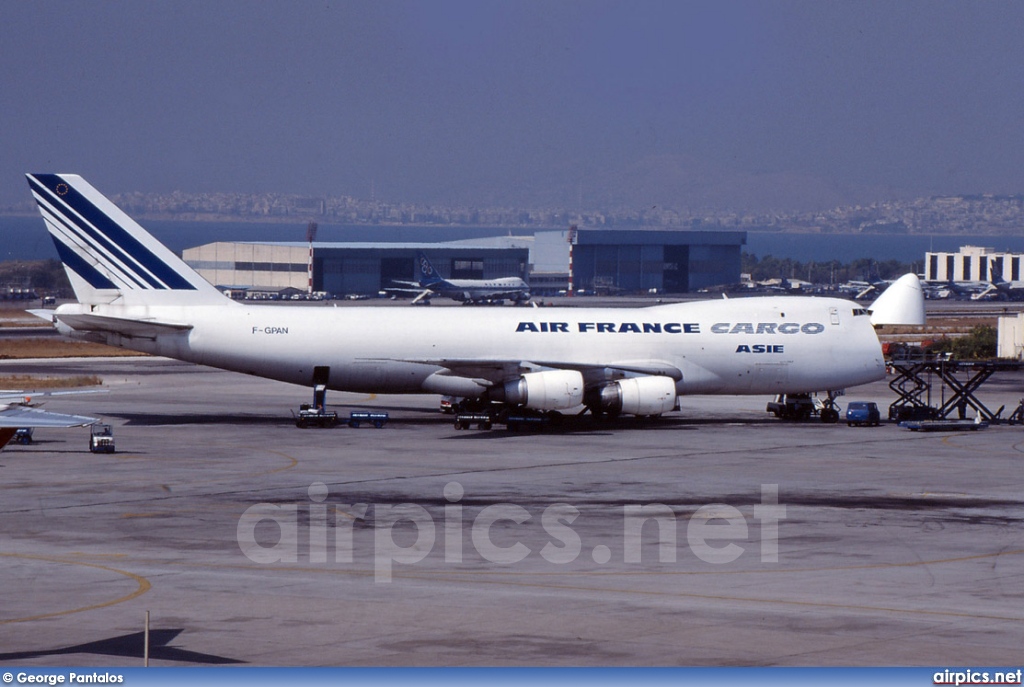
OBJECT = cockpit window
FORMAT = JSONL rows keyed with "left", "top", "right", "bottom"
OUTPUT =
{"left": 853, "top": 308, "right": 870, "bottom": 316}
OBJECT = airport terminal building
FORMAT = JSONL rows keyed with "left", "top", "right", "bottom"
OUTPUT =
{"left": 925, "top": 245, "right": 1024, "bottom": 282}
{"left": 182, "top": 229, "right": 746, "bottom": 296}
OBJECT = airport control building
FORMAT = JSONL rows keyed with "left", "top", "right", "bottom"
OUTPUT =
{"left": 182, "top": 229, "right": 746, "bottom": 296}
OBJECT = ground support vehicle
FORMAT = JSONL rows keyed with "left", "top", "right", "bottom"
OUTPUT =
{"left": 846, "top": 401, "right": 881, "bottom": 427}
{"left": 767, "top": 393, "right": 842, "bottom": 423}
{"left": 296, "top": 404, "right": 339, "bottom": 428}
{"left": 89, "top": 424, "right": 115, "bottom": 453}
{"left": 348, "top": 411, "right": 389, "bottom": 428}
{"left": 454, "top": 413, "right": 493, "bottom": 430}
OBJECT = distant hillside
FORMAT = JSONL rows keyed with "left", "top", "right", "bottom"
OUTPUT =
{"left": 449, "top": 153, "right": 886, "bottom": 213}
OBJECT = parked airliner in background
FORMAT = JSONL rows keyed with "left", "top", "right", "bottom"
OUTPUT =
{"left": 386, "top": 251, "right": 531, "bottom": 305}
{"left": 27, "top": 174, "right": 925, "bottom": 423}
{"left": 971, "top": 261, "right": 1024, "bottom": 301}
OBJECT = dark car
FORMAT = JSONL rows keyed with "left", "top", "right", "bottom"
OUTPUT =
{"left": 846, "top": 401, "right": 881, "bottom": 427}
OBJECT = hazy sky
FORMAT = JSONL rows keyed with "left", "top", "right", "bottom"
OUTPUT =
{"left": 3, "top": 1, "right": 1024, "bottom": 211}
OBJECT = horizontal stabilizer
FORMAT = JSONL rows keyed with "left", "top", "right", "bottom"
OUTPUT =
{"left": 54, "top": 313, "right": 193, "bottom": 339}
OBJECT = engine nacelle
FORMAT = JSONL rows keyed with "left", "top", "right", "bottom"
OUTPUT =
{"left": 503, "top": 370, "right": 584, "bottom": 411}
{"left": 588, "top": 375, "right": 677, "bottom": 416}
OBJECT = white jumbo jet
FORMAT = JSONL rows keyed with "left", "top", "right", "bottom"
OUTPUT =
{"left": 26, "top": 174, "right": 925, "bottom": 422}
{"left": 386, "top": 251, "right": 531, "bottom": 305}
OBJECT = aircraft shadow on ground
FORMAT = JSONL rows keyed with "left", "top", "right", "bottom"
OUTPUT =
{"left": 101, "top": 410, "right": 801, "bottom": 431}
{"left": 105, "top": 412, "right": 297, "bottom": 427}
{"left": 0, "top": 629, "right": 244, "bottom": 664}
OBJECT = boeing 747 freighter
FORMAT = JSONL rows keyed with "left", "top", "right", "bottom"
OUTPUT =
{"left": 26, "top": 174, "right": 925, "bottom": 422}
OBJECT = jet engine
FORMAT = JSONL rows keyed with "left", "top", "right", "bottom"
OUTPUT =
{"left": 501, "top": 370, "right": 584, "bottom": 410}
{"left": 586, "top": 375, "right": 677, "bottom": 416}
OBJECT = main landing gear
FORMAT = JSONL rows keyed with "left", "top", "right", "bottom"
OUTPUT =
{"left": 818, "top": 390, "right": 842, "bottom": 424}
{"left": 766, "top": 391, "right": 843, "bottom": 423}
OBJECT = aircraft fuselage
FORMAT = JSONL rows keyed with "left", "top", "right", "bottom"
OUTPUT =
{"left": 53, "top": 295, "right": 885, "bottom": 397}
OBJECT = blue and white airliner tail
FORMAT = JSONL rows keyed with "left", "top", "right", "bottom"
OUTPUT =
{"left": 415, "top": 252, "right": 446, "bottom": 288}
{"left": 26, "top": 174, "right": 228, "bottom": 307}
{"left": 28, "top": 173, "right": 926, "bottom": 421}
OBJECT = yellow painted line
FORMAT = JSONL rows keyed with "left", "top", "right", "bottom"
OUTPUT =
{"left": 0, "top": 552, "right": 151, "bottom": 624}
{"left": 203, "top": 445, "right": 298, "bottom": 478}
{"left": 154, "top": 445, "right": 299, "bottom": 489}
{"left": 253, "top": 448, "right": 299, "bottom": 476}
{"left": 941, "top": 432, "right": 1020, "bottom": 454}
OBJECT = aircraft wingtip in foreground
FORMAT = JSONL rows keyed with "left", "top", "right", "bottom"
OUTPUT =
{"left": 27, "top": 173, "right": 926, "bottom": 426}
{"left": 0, "top": 391, "right": 99, "bottom": 450}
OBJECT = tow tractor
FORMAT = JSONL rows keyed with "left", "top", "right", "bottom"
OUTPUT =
{"left": 89, "top": 424, "right": 115, "bottom": 453}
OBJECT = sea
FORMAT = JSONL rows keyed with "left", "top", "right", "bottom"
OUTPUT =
{"left": 4, "top": 214, "right": 1024, "bottom": 264}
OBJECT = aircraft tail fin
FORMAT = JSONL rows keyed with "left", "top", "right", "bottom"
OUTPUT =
{"left": 26, "top": 174, "right": 229, "bottom": 307}
{"left": 415, "top": 252, "right": 446, "bottom": 287}
{"left": 989, "top": 259, "right": 1009, "bottom": 286}
{"left": 870, "top": 273, "right": 926, "bottom": 326}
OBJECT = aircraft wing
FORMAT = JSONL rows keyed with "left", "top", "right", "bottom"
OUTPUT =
{"left": 0, "top": 405, "right": 98, "bottom": 428}
{"left": 0, "top": 389, "right": 107, "bottom": 402}
{"left": 388, "top": 358, "right": 682, "bottom": 386}
{"left": 52, "top": 313, "right": 193, "bottom": 339}
{"left": 382, "top": 285, "right": 435, "bottom": 302}
{"left": 0, "top": 391, "right": 104, "bottom": 449}
{"left": 541, "top": 359, "right": 682, "bottom": 381}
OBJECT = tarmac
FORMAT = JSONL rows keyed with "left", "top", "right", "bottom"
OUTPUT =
{"left": 1, "top": 355, "right": 1023, "bottom": 666}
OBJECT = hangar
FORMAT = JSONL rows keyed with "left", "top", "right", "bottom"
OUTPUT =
{"left": 533, "top": 228, "right": 746, "bottom": 294}
{"left": 183, "top": 241, "right": 530, "bottom": 296}
{"left": 182, "top": 229, "right": 746, "bottom": 296}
